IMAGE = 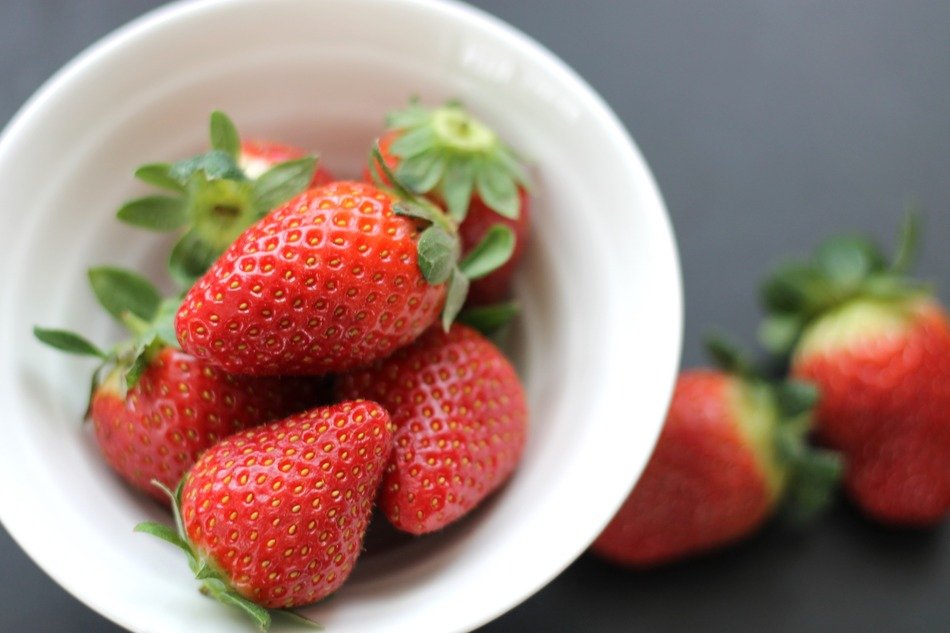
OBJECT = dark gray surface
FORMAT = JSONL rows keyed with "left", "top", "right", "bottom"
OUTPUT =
{"left": 2, "top": 1, "right": 948, "bottom": 631}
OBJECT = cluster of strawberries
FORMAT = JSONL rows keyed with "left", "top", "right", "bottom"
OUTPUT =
{"left": 35, "top": 101, "right": 531, "bottom": 628}
{"left": 594, "top": 217, "right": 950, "bottom": 567}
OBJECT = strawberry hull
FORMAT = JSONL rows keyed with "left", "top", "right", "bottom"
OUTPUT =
{"left": 176, "top": 181, "right": 446, "bottom": 376}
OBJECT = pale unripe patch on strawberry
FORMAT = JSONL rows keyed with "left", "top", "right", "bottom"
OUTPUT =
{"left": 726, "top": 378, "right": 786, "bottom": 503}
{"left": 795, "top": 297, "right": 933, "bottom": 363}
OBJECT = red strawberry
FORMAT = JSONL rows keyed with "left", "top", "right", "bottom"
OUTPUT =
{"left": 239, "top": 139, "right": 335, "bottom": 187}
{"left": 90, "top": 348, "right": 320, "bottom": 500}
{"left": 369, "top": 100, "right": 531, "bottom": 306}
{"left": 175, "top": 181, "right": 448, "bottom": 375}
{"left": 335, "top": 323, "right": 528, "bottom": 534}
{"left": 35, "top": 267, "right": 323, "bottom": 500}
{"left": 136, "top": 400, "right": 394, "bottom": 629}
{"left": 592, "top": 346, "right": 839, "bottom": 567}
{"left": 761, "top": 219, "right": 950, "bottom": 525}
{"left": 116, "top": 111, "right": 326, "bottom": 289}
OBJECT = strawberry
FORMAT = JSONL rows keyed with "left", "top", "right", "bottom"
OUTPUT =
{"left": 136, "top": 400, "right": 394, "bottom": 629}
{"left": 369, "top": 100, "right": 531, "bottom": 306}
{"left": 334, "top": 323, "right": 528, "bottom": 534}
{"left": 34, "top": 267, "right": 322, "bottom": 500}
{"left": 239, "top": 139, "right": 335, "bottom": 187}
{"left": 116, "top": 111, "right": 325, "bottom": 289}
{"left": 176, "top": 178, "right": 516, "bottom": 376}
{"left": 592, "top": 344, "right": 840, "bottom": 567}
{"left": 760, "top": 216, "right": 950, "bottom": 525}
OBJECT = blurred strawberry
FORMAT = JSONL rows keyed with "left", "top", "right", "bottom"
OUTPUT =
{"left": 592, "top": 342, "right": 840, "bottom": 567}
{"left": 760, "top": 215, "right": 950, "bottom": 525}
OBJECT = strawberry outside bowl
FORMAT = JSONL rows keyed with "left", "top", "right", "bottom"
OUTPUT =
{"left": 0, "top": 0, "right": 682, "bottom": 632}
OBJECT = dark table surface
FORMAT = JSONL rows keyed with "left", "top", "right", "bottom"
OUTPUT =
{"left": 2, "top": 1, "right": 948, "bottom": 631}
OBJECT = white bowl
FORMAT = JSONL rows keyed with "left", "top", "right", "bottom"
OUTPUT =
{"left": 0, "top": 0, "right": 681, "bottom": 631}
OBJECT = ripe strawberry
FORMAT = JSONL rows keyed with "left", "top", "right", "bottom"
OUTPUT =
{"left": 592, "top": 345, "right": 840, "bottom": 567}
{"left": 35, "top": 267, "right": 323, "bottom": 499}
{"left": 369, "top": 100, "right": 531, "bottom": 306}
{"left": 335, "top": 323, "right": 528, "bottom": 534}
{"left": 239, "top": 139, "right": 335, "bottom": 187}
{"left": 136, "top": 400, "right": 394, "bottom": 629}
{"left": 117, "top": 111, "right": 326, "bottom": 289}
{"left": 176, "top": 178, "right": 515, "bottom": 376}
{"left": 761, "top": 218, "right": 950, "bottom": 525}
{"left": 91, "top": 347, "right": 321, "bottom": 500}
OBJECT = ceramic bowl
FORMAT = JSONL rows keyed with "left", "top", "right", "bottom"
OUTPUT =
{"left": 0, "top": 0, "right": 682, "bottom": 631}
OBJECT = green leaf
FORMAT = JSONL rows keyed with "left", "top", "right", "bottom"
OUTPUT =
{"left": 124, "top": 335, "right": 162, "bottom": 390}
{"left": 88, "top": 267, "right": 162, "bottom": 323}
{"left": 760, "top": 265, "right": 836, "bottom": 315}
{"left": 194, "top": 563, "right": 220, "bottom": 580}
{"left": 135, "top": 163, "right": 185, "bottom": 193}
{"left": 442, "top": 267, "right": 470, "bottom": 330}
{"left": 152, "top": 297, "right": 182, "bottom": 348}
{"left": 385, "top": 101, "right": 430, "bottom": 130}
{"left": 814, "top": 236, "right": 885, "bottom": 287}
{"left": 171, "top": 150, "right": 245, "bottom": 183}
{"left": 392, "top": 201, "right": 442, "bottom": 225}
{"left": 416, "top": 226, "right": 458, "bottom": 284}
{"left": 458, "top": 301, "right": 519, "bottom": 334}
{"left": 782, "top": 448, "right": 843, "bottom": 524}
{"left": 388, "top": 125, "right": 437, "bottom": 159}
{"left": 704, "top": 336, "right": 752, "bottom": 376}
{"left": 458, "top": 224, "right": 515, "bottom": 280}
{"left": 274, "top": 609, "right": 324, "bottom": 630}
{"left": 758, "top": 313, "right": 803, "bottom": 355}
{"left": 216, "top": 591, "right": 272, "bottom": 632}
{"left": 475, "top": 162, "right": 519, "bottom": 219}
{"left": 210, "top": 111, "right": 241, "bottom": 158}
{"left": 252, "top": 157, "right": 316, "bottom": 216}
{"left": 774, "top": 379, "right": 819, "bottom": 419}
{"left": 395, "top": 152, "right": 446, "bottom": 194}
{"left": 497, "top": 147, "right": 534, "bottom": 190}
{"left": 892, "top": 207, "right": 920, "bottom": 274}
{"left": 442, "top": 158, "right": 476, "bottom": 222}
{"left": 134, "top": 521, "right": 190, "bottom": 552}
{"left": 169, "top": 231, "right": 219, "bottom": 291}
{"left": 117, "top": 195, "right": 187, "bottom": 232}
{"left": 33, "top": 327, "right": 106, "bottom": 358}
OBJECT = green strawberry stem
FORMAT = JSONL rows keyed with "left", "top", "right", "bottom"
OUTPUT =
{"left": 369, "top": 143, "right": 516, "bottom": 330}
{"left": 117, "top": 111, "right": 318, "bottom": 290}
{"left": 135, "top": 479, "right": 321, "bottom": 632}
{"left": 383, "top": 99, "right": 531, "bottom": 222}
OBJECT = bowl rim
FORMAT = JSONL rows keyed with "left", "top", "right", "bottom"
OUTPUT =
{"left": 0, "top": 0, "right": 683, "bottom": 630}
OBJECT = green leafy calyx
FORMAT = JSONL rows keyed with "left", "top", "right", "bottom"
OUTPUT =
{"left": 34, "top": 267, "right": 181, "bottom": 410}
{"left": 707, "top": 339, "right": 842, "bottom": 522}
{"left": 759, "top": 211, "right": 929, "bottom": 356}
{"left": 118, "top": 111, "right": 317, "bottom": 290}
{"left": 383, "top": 99, "right": 530, "bottom": 222}
{"left": 370, "top": 144, "right": 516, "bottom": 331}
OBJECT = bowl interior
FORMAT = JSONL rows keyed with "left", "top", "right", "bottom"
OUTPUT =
{"left": 0, "top": 1, "right": 681, "bottom": 632}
